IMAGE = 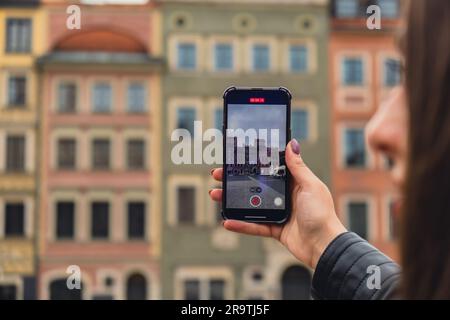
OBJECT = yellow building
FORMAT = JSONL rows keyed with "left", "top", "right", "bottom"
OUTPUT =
{"left": 0, "top": 1, "right": 46, "bottom": 299}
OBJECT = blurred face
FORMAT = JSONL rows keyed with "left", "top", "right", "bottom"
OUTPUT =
{"left": 366, "top": 87, "right": 408, "bottom": 189}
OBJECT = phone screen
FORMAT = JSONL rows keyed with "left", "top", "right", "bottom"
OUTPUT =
{"left": 225, "top": 103, "right": 287, "bottom": 211}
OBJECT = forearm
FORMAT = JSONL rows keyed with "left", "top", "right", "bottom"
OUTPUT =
{"left": 311, "top": 232, "right": 401, "bottom": 300}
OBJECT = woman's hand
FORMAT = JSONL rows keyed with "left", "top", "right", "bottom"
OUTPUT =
{"left": 209, "top": 139, "right": 346, "bottom": 269}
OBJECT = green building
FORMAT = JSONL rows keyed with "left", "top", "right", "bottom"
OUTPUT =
{"left": 159, "top": 0, "right": 330, "bottom": 299}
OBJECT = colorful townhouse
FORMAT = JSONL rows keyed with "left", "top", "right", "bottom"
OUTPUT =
{"left": 159, "top": 0, "right": 330, "bottom": 299}
{"left": 0, "top": 0, "right": 45, "bottom": 300}
{"left": 329, "top": 0, "right": 402, "bottom": 261}
{"left": 36, "top": 0, "right": 164, "bottom": 299}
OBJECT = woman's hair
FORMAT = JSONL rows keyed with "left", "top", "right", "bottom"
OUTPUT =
{"left": 402, "top": 0, "right": 450, "bottom": 299}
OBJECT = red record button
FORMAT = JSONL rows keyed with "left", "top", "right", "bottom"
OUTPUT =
{"left": 250, "top": 195, "right": 262, "bottom": 208}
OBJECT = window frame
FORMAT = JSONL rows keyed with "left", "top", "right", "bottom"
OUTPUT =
{"left": 5, "top": 17, "right": 32, "bottom": 54}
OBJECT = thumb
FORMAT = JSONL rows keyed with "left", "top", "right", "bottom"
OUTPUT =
{"left": 285, "top": 139, "right": 316, "bottom": 186}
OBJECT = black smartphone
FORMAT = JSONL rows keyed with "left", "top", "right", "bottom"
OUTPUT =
{"left": 222, "top": 87, "right": 291, "bottom": 224}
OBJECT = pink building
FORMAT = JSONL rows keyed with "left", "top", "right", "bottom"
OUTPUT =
{"left": 37, "top": 2, "right": 163, "bottom": 299}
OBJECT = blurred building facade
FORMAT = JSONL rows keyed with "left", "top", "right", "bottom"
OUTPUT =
{"left": 36, "top": 0, "right": 164, "bottom": 299}
{"left": 0, "top": 0, "right": 44, "bottom": 300}
{"left": 329, "top": 0, "right": 401, "bottom": 261}
{"left": 160, "top": 0, "right": 330, "bottom": 299}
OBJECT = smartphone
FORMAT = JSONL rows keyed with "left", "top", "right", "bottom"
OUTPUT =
{"left": 222, "top": 87, "right": 291, "bottom": 224}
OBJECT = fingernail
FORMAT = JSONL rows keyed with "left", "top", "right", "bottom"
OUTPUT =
{"left": 291, "top": 139, "right": 300, "bottom": 155}
{"left": 210, "top": 169, "right": 215, "bottom": 176}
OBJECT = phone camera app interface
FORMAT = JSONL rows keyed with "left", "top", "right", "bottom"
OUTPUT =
{"left": 226, "top": 103, "right": 287, "bottom": 210}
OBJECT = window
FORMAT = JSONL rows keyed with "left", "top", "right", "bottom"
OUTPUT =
{"left": 289, "top": 45, "right": 308, "bottom": 73}
{"left": 384, "top": 58, "right": 401, "bottom": 87}
{"left": 177, "top": 43, "right": 196, "bottom": 70}
{"left": 127, "top": 139, "right": 145, "bottom": 170}
{"left": 214, "top": 43, "right": 233, "bottom": 71}
{"left": 378, "top": 0, "right": 399, "bottom": 18}
{"left": 57, "top": 138, "right": 76, "bottom": 170}
{"left": 388, "top": 200, "right": 399, "bottom": 240}
{"left": 0, "top": 285, "right": 17, "bottom": 300}
{"left": 177, "top": 186, "right": 195, "bottom": 224}
{"left": 127, "top": 82, "right": 146, "bottom": 113}
{"left": 91, "top": 202, "right": 109, "bottom": 239}
{"left": 291, "top": 109, "right": 309, "bottom": 141}
{"left": 56, "top": 201, "right": 75, "bottom": 240}
{"left": 344, "top": 128, "right": 366, "bottom": 168}
{"left": 281, "top": 265, "right": 311, "bottom": 300}
{"left": 214, "top": 108, "right": 223, "bottom": 130}
{"left": 92, "top": 83, "right": 112, "bottom": 113}
{"left": 5, "top": 202, "right": 25, "bottom": 237}
{"left": 184, "top": 279, "right": 200, "bottom": 300}
{"left": 342, "top": 57, "right": 364, "bottom": 86}
{"left": 335, "top": 0, "right": 359, "bottom": 18}
{"left": 126, "top": 273, "right": 147, "bottom": 300}
{"left": 58, "top": 82, "right": 77, "bottom": 113}
{"left": 252, "top": 44, "right": 270, "bottom": 72}
{"left": 182, "top": 277, "right": 227, "bottom": 300}
{"left": 177, "top": 107, "right": 196, "bottom": 135}
{"left": 49, "top": 279, "right": 82, "bottom": 300}
{"left": 348, "top": 201, "right": 368, "bottom": 239}
{"left": 8, "top": 75, "right": 26, "bottom": 107}
{"left": 127, "top": 201, "right": 146, "bottom": 240}
{"left": 6, "top": 135, "right": 25, "bottom": 172}
{"left": 6, "top": 18, "right": 32, "bottom": 53}
{"left": 92, "top": 139, "right": 110, "bottom": 170}
{"left": 209, "top": 279, "right": 225, "bottom": 300}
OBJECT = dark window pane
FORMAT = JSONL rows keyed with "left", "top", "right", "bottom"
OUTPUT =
{"left": 177, "top": 187, "right": 195, "bottom": 224}
{"left": 127, "top": 139, "right": 145, "bottom": 170}
{"left": 177, "top": 43, "right": 196, "bottom": 70}
{"left": 344, "top": 128, "right": 366, "bottom": 168}
{"left": 384, "top": 58, "right": 402, "bottom": 87}
{"left": 6, "top": 135, "right": 25, "bottom": 172}
{"left": 209, "top": 279, "right": 225, "bottom": 300}
{"left": 91, "top": 202, "right": 109, "bottom": 239}
{"left": 0, "top": 285, "right": 17, "bottom": 300}
{"left": 8, "top": 76, "right": 26, "bottom": 106}
{"left": 49, "top": 279, "right": 82, "bottom": 300}
{"left": 5, "top": 203, "right": 25, "bottom": 237}
{"left": 253, "top": 44, "right": 270, "bottom": 71}
{"left": 281, "top": 266, "right": 311, "bottom": 300}
{"left": 127, "top": 82, "right": 146, "bottom": 113}
{"left": 92, "top": 83, "right": 112, "bottom": 113}
{"left": 215, "top": 43, "right": 233, "bottom": 70}
{"left": 184, "top": 279, "right": 200, "bottom": 300}
{"left": 58, "top": 82, "right": 77, "bottom": 113}
{"left": 128, "top": 201, "right": 146, "bottom": 240}
{"left": 290, "top": 45, "right": 308, "bottom": 72}
{"left": 92, "top": 139, "right": 110, "bottom": 170}
{"left": 335, "top": 0, "right": 359, "bottom": 18}
{"left": 177, "top": 108, "right": 196, "bottom": 135}
{"left": 56, "top": 201, "right": 75, "bottom": 239}
{"left": 348, "top": 202, "right": 368, "bottom": 239}
{"left": 6, "top": 18, "right": 32, "bottom": 53}
{"left": 126, "top": 273, "right": 147, "bottom": 300}
{"left": 291, "top": 110, "right": 309, "bottom": 141}
{"left": 342, "top": 58, "right": 363, "bottom": 86}
{"left": 58, "top": 139, "right": 76, "bottom": 170}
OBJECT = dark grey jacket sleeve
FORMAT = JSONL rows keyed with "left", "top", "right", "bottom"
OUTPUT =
{"left": 311, "top": 232, "right": 401, "bottom": 300}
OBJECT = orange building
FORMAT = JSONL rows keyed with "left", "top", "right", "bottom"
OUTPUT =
{"left": 37, "top": 1, "right": 163, "bottom": 299}
{"left": 329, "top": 0, "right": 402, "bottom": 261}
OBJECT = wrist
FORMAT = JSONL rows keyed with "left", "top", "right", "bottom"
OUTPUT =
{"left": 310, "top": 220, "right": 347, "bottom": 269}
